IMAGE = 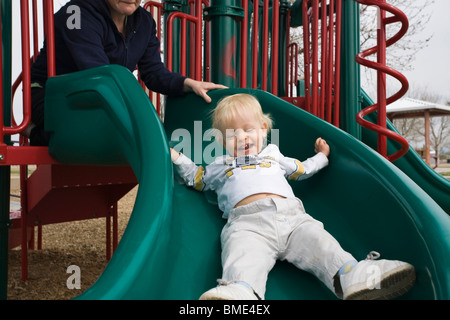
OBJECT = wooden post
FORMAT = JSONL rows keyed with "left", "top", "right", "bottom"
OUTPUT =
{"left": 424, "top": 110, "right": 431, "bottom": 165}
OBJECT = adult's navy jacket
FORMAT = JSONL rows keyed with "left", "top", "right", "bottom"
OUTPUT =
{"left": 31, "top": 0, "right": 186, "bottom": 96}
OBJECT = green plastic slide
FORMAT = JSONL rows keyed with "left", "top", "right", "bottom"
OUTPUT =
{"left": 360, "top": 90, "right": 450, "bottom": 214}
{"left": 44, "top": 65, "right": 449, "bottom": 299}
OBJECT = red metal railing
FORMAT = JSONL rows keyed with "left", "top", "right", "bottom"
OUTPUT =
{"left": 158, "top": 0, "right": 209, "bottom": 119}
{"left": 302, "top": 0, "right": 342, "bottom": 126}
{"left": 3, "top": 2, "right": 128, "bottom": 282}
{"left": 166, "top": 0, "right": 203, "bottom": 80}
{"left": 0, "top": 0, "right": 57, "bottom": 281}
{"left": 240, "top": 0, "right": 248, "bottom": 89}
{"left": 142, "top": 1, "right": 164, "bottom": 116}
{"left": 1, "top": 0, "right": 56, "bottom": 166}
{"left": 271, "top": 0, "right": 280, "bottom": 95}
{"left": 8, "top": 1, "right": 54, "bottom": 137}
{"left": 355, "top": 0, "right": 409, "bottom": 161}
{"left": 160, "top": 0, "right": 342, "bottom": 127}
{"left": 8, "top": 0, "right": 32, "bottom": 137}
{"left": 163, "top": 0, "right": 287, "bottom": 96}
{"left": 246, "top": 0, "right": 282, "bottom": 94}
{"left": 160, "top": 0, "right": 340, "bottom": 124}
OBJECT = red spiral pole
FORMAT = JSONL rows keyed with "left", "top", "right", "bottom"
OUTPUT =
{"left": 354, "top": 0, "right": 410, "bottom": 162}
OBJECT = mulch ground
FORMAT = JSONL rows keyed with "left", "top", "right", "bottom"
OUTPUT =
{"left": 7, "top": 185, "right": 137, "bottom": 300}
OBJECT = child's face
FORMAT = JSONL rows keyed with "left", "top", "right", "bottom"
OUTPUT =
{"left": 221, "top": 110, "right": 267, "bottom": 157}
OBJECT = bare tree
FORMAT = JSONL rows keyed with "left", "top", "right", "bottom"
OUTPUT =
{"left": 392, "top": 117, "right": 423, "bottom": 147}
{"left": 430, "top": 115, "right": 449, "bottom": 158}
{"left": 392, "top": 88, "right": 450, "bottom": 155}
{"left": 359, "top": 0, "right": 435, "bottom": 72}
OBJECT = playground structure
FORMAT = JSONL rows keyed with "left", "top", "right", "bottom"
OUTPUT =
{"left": 0, "top": 0, "right": 449, "bottom": 300}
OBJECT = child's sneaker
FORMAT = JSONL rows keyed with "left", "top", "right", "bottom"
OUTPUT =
{"left": 199, "top": 282, "right": 259, "bottom": 300}
{"left": 340, "top": 251, "right": 416, "bottom": 300}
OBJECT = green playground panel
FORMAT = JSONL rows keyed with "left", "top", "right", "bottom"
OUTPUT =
{"left": 44, "top": 65, "right": 449, "bottom": 299}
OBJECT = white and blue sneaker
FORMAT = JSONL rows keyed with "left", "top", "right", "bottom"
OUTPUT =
{"left": 199, "top": 281, "right": 259, "bottom": 300}
{"left": 340, "top": 252, "right": 416, "bottom": 300}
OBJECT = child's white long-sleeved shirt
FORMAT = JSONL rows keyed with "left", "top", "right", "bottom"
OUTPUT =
{"left": 173, "top": 144, "right": 329, "bottom": 218}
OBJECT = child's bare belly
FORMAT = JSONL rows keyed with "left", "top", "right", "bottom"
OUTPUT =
{"left": 234, "top": 193, "right": 286, "bottom": 208}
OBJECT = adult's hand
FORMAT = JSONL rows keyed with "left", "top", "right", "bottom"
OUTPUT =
{"left": 183, "top": 78, "right": 228, "bottom": 103}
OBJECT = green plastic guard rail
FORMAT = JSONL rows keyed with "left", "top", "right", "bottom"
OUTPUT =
{"left": 360, "top": 90, "right": 450, "bottom": 215}
{"left": 44, "top": 65, "right": 449, "bottom": 299}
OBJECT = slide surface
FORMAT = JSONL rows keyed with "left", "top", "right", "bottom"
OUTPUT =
{"left": 44, "top": 65, "right": 449, "bottom": 299}
{"left": 361, "top": 90, "right": 450, "bottom": 214}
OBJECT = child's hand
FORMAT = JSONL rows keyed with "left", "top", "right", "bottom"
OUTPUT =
{"left": 314, "top": 138, "right": 330, "bottom": 157}
{"left": 170, "top": 148, "right": 180, "bottom": 162}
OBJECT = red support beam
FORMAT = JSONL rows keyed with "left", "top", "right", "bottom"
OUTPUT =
{"left": 355, "top": 0, "right": 410, "bottom": 162}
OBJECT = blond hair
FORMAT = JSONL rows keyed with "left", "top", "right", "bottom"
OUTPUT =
{"left": 212, "top": 94, "right": 273, "bottom": 133}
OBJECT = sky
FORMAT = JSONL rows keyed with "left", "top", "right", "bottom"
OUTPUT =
{"left": 359, "top": 0, "right": 450, "bottom": 105}
{"left": 402, "top": 0, "right": 450, "bottom": 104}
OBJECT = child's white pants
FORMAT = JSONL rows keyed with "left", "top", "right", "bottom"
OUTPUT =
{"left": 220, "top": 197, "right": 355, "bottom": 299}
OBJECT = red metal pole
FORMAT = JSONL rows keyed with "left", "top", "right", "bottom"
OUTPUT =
{"left": 377, "top": 4, "right": 387, "bottom": 158}
{"left": 112, "top": 203, "right": 118, "bottom": 252}
{"left": 195, "top": 0, "right": 202, "bottom": 81}
{"left": 202, "top": 0, "right": 211, "bottom": 82}
{"left": 167, "top": 25, "right": 173, "bottom": 72}
{"left": 285, "top": 11, "right": 290, "bottom": 96}
{"left": 7, "top": 0, "right": 32, "bottom": 136}
{"left": 334, "top": 0, "right": 342, "bottom": 127}
{"left": 18, "top": 0, "right": 33, "bottom": 281}
{"left": 44, "top": 0, "right": 55, "bottom": 77}
{"left": 20, "top": 164, "right": 28, "bottom": 281}
{"left": 189, "top": 2, "right": 195, "bottom": 79}
{"left": 181, "top": 18, "right": 187, "bottom": 76}
{"left": 271, "top": 0, "right": 279, "bottom": 96}
{"left": 106, "top": 207, "right": 111, "bottom": 260}
{"left": 302, "top": 0, "right": 311, "bottom": 113}
{"left": 32, "top": 0, "right": 39, "bottom": 59}
{"left": 311, "top": 0, "right": 319, "bottom": 117}
{"left": 261, "top": 0, "right": 269, "bottom": 91}
{"left": 145, "top": 2, "right": 164, "bottom": 116}
{"left": 326, "top": 0, "right": 334, "bottom": 123}
{"left": 355, "top": 0, "right": 410, "bottom": 162}
{"left": 205, "top": 16, "right": 211, "bottom": 82}
{"left": 240, "top": 0, "right": 248, "bottom": 88}
{"left": 252, "top": 0, "right": 259, "bottom": 89}
{"left": 319, "top": 0, "right": 327, "bottom": 119}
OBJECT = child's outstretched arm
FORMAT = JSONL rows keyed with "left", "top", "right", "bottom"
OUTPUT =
{"left": 170, "top": 148, "right": 181, "bottom": 162}
{"left": 276, "top": 138, "right": 329, "bottom": 182}
{"left": 170, "top": 148, "right": 208, "bottom": 192}
{"left": 314, "top": 137, "right": 330, "bottom": 157}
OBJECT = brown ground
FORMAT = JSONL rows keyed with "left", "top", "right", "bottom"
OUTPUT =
{"left": 7, "top": 180, "right": 136, "bottom": 300}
